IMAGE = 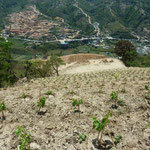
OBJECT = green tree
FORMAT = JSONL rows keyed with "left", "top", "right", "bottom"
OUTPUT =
{"left": 24, "top": 59, "right": 52, "bottom": 81}
{"left": 0, "top": 36, "right": 17, "bottom": 87}
{"left": 114, "top": 40, "right": 137, "bottom": 64}
{"left": 49, "top": 55, "right": 65, "bottom": 76}
{"left": 24, "top": 60, "right": 37, "bottom": 81}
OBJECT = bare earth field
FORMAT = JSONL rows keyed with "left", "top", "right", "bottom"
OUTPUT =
{"left": 0, "top": 54, "right": 150, "bottom": 150}
{"left": 60, "top": 54, "right": 126, "bottom": 74}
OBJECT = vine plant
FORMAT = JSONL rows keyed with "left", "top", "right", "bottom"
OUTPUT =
{"left": 92, "top": 111, "right": 112, "bottom": 146}
{"left": 15, "top": 126, "right": 30, "bottom": 150}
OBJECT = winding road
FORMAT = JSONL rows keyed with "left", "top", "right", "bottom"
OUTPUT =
{"left": 74, "top": 1, "right": 101, "bottom": 42}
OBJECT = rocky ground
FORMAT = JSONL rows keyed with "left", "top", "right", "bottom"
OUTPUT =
{"left": 0, "top": 59, "right": 150, "bottom": 150}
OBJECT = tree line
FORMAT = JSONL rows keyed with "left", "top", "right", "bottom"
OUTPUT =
{"left": 0, "top": 36, "right": 65, "bottom": 87}
{"left": 1, "top": 35, "right": 150, "bottom": 88}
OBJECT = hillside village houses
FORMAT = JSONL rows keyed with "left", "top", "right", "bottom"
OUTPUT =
{"left": 4, "top": 6, "right": 78, "bottom": 42}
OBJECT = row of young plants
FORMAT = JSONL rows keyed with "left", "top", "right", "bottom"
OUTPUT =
{"left": 0, "top": 84, "right": 150, "bottom": 149}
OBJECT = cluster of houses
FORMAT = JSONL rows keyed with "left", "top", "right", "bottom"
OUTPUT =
{"left": 3, "top": 6, "right": 79, "bottom": 42}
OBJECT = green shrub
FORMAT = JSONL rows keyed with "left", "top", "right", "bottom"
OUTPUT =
{"left": 0, "top": 36, "right": 17, "bottom": 87}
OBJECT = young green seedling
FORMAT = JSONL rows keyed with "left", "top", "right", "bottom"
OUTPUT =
{"left": 114, "top": 73, "right": 119, "bottom": 81}
{"left": 115, "top": 134, "right": 122, "bottom": 144}
{"left": 78, "top": 133, "right": 86, "bottom": 143}
{"left": 93, "top": 111, "right": 112, "bottom": 146}
{"left": 15, "top": 126, "right": 30, "bottom": 150}
{"left": 110, "top": 91, "right": 118, "bottom": 106}
{"left": 110, "top": 91, "right": 125, "bottom": 107}
{"left": 72, "top": 99, "right": 83, "bottom": 112}
{"left": 37, "top": 96, "right": 46, "bottom": 112}
{"left": 46, "top": 90, "right": 53, "bottom": 96}
{"left": 0, "top": 101, "right": 6, "bottom": 119}
{"left": 145, "top": 85, "right": 150, "bottom": 100}
{"left": 21, "top": 93, "right": 27, "bottom": 99}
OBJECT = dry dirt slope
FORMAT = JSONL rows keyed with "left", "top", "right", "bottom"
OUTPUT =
{"left": 60, "top": 54, "right": 126, "bottom": 74}
{"left": 0, "top": 66, "right": 150, "bottom": 149}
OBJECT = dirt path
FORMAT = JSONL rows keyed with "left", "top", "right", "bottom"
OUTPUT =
{"left": 74, "top": 1, "right": 101, "bottom": 40}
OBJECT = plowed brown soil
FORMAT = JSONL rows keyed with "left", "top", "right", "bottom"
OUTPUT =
{"left": 61, "top": 54, "right": 106, "bottom": 63}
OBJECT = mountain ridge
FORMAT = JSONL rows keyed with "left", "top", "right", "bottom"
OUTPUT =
{"left": 35, "top": 0, "right": 150, "bottom": 38}
{"left": 0, "top": 0, "right": 150, "bottom": 38}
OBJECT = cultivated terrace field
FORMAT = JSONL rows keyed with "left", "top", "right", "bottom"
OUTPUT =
{"left": 0, "top": 65, "right": 150, "bottom": 149}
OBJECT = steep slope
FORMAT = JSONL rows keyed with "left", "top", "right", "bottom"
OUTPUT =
{"left": 1, "top": 0, "right": 150, "bottom": 38}
{"left": 78, "top": 0, "right": 150, "bottom": 38}
{"left": 35, "top": 0, "right": 150, "bottom": 38}
{"left": 0, "top": 67, "right": 150, "bottom": 149}
{"left": 0, "top": 0, "right": 29, "bottom": 29}
{"left": 35, "top": 0, "right": 94, "bottom": 36}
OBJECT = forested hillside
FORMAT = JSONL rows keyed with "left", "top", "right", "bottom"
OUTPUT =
{"left": 77, "top": 0, "right": 150, "bottom": 38}
{"left": 0, "top": 0, "right": 29, "bottom": 29}
{"left": 35, "top": 0, "right": 94, "bottom": 35}
{"left": 35, "top": 0, "right": 150, "bottom": 38}
{"left": 1, "top": 0, "right": 150, "bottom": 38}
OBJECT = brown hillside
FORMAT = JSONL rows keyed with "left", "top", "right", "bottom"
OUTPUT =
{"left": 61, "top": 54, "right": 106, "bottom": 63}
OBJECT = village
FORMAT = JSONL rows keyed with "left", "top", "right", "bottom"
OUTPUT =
{"left": 2, "top": 5, "right": 149, "bottom": 54}
{"left": 3, "top": 6, "right": 79, "bottom": 42}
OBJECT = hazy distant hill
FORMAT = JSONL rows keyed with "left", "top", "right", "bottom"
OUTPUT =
{"left": 1, "top": 0, "right": 150, "bottom": 38}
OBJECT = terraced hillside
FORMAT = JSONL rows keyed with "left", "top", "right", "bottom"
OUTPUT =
{"left": 0, "top": 67, "right": 150, "bottom": 150}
